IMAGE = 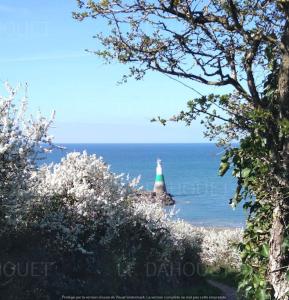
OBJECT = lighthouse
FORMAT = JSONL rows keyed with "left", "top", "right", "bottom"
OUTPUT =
{"left": 153, "top": 159, "right": 167, "bottom": 194}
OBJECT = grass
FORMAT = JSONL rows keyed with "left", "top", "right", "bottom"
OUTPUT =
{"left": 204, "top": 266, "right": 240, "bottom": 288}
{"left": 157, "top": 266, "right": 240, "bottom": 296}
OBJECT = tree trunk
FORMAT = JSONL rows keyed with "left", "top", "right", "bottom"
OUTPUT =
{"left": 268, "top": 204, "right": 289, "bottom": 299}
{"left": 268, "top": 20, "right": 289, "bottom": 300}
{"left": 278, "top": 22, "right": 289, "bottom": 119}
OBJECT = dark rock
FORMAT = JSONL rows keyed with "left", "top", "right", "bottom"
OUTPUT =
{"left": 158, "top": 192, "right": 175, "bottom": 206}
{"left": 131, "top": 190, "right": 175, "bottom": 206}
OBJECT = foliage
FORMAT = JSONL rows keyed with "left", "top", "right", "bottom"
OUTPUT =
{"left": 73, "top": 1, "right": 289, "bottom": 298}
{"left": 205, "top": 266, "right": 240, "bottom": 288}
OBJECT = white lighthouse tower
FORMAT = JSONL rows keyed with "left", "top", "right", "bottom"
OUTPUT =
{"left": 153, "top": 159, "right": 167, "bottom": 194}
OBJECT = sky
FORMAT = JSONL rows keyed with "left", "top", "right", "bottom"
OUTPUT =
{"left": 0, "top": 1, "right": 223, "bottom": 143}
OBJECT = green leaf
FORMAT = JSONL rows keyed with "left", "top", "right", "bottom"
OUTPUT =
{"left": 242, "top": 264, "right": 253, "bottom": 276}
{"left": 241, "top": 168, "right": 251, "bottom": 178}
{"left": 219, "top": 162, "right": 230, "bottom": 176}
{"left": 256, "top": 288, "right": 268, "bottom": 300}
{"left": 261, "top": 244, "right": 269, "bottom": 258}
{"left": 243, "top": 201, "right": 252, "bottom": 212}
{"left": 220, "top": 152, "right": 229, "bottom": 162}
{"left": 259, "top": 280, "right": 265, "bottom": 287}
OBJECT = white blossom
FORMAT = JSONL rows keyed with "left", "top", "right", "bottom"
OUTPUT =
{"left": 0, "top": 82, "right": 243, "bottom": 274}
{"left": 0, "top": 82, "right": 54, "bottom": 230}
{"left": 28, "top": 151, "right": 242, "bottom": 269}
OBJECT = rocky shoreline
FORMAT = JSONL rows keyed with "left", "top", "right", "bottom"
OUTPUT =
{"left": 132, "top": 190, "right": 175, "bottom": 206}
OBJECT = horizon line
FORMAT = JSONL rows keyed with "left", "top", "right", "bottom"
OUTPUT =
{"left": 53, "top": 142, "right": 221, "bottom": 145}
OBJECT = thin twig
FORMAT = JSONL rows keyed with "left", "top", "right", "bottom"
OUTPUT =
{"left": 163, "top": 73, "right": 204, "bottom": 96}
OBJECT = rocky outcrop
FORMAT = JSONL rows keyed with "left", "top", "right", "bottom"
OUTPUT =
{"left": 132, "top": 191, "right": 175, "bottom": 206}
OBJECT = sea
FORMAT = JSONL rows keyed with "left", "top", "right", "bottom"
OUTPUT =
{"left": 44, "top": 143, "right": 246, "bottom": 228}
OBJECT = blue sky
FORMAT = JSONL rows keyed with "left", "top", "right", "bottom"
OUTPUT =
{"left": 0, "top": 1, "right": 224, "bottom": 143}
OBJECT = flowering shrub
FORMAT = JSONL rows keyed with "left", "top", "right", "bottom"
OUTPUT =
{"left": 19, "top": 151, "right": 241, "bottom": 296}
{"left": 0, "top": 82, "right": 54, "bottom": 232}
{"left": 0, "top": 83, "right": 242, "bottom": 298}
{"left": 27, "top": 151, "right": 137, "bottom": 253}
{"left": 23, "top": 152, "right": 202, "bottom": 296}
{"left": 196, "top": 226, "right": 242, "bottom": 269}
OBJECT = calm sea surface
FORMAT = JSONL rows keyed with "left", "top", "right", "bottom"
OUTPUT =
{"left": 44, "top": 144, "right": 246, "bottom": 228}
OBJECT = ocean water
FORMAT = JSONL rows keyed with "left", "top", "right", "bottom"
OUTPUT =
{"left": 44, "top": 143, "right": 246, "bottom": 228}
